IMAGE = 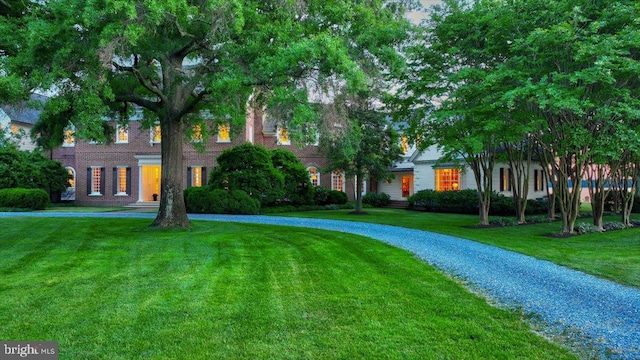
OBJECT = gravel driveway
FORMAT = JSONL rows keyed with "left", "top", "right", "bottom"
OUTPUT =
{"left": 3, "top": 212, "right": 639, "bottom": 359}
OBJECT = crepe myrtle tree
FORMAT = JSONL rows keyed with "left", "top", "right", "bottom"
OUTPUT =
{"left": 5, "top": 0, "right": 417, "bottom": 227}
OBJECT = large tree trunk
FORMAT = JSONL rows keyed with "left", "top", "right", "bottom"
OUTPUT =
{"left": 151, "top": 114, "right": 190, "bottom": 228}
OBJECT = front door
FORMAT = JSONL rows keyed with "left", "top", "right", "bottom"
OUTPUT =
{"left": 141, "top": 165, "right": 161, "bottom": 202}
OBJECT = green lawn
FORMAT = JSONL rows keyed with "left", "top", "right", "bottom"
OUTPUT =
{"left": 0, "top": 217, "right": 576, "bottom": 359}
{"left": 275, "top": 209, "right": 640, "bottom": 288}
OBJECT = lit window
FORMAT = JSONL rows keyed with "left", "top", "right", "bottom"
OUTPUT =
{"left": 151, "top": 124, "right": 161, "bottom": 143}
{"left": 192, "top": 124, "right": 203, "bottom": 142}
{"left": 188, "top": 166, "right": 206, "bottom": 187}
{"left": 11, "top": 125, "right": 18, "bottom": 134}
{"left": 435, "top": 169, "right": 460, "bottom": 191}
{"left": 500, "top": 168, "right": 512, "bottom": 192}
{"left": 401, "top": 136, "right": 409, "bottom": 154}
{"left": 63, "top": 128, "right": 75, "bottom": 147}
{"left": 331, "top": 170, "right": 344, "bottom": 192}
{"left": 277, "top": 127, "right": 290, "bottom": 145}
{"left": 90, "top": 167, "right": 103, "bottom": 195}
{"left": 534, "top": 169, "right": 545, "bottom": 191}
{"left": 115, "top": 167, "right": 128, "bottom": 195}
{"left": 308, "top": 167, "right": 320, "bottom": 186}
{"left": 116, "top": 125, "right": 129, "bottom": 143}
{"left": 62, "top": 167, "right": 76, "bottom": 201}
{"left": 217, "top": 124, "right": 230, "bottom": 142}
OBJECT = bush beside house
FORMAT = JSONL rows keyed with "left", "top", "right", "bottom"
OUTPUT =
{"left": 0, "top": 188, "right": 50, "bottom": 210}
{"left": 408, "top": 189, "right": 549, "bottom": 216}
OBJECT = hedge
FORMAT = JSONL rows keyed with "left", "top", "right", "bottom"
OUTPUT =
{"left": 362, "top": 192, "right": 391, "bottom": 207}
{"left": 0, "top": 188, "right": 50, "bottom": 210}
{"left": 184, "top": 187, "right": 260, "bottom": 215}
{"left": 407, "top": 189, "right": 548, "bottom": 216}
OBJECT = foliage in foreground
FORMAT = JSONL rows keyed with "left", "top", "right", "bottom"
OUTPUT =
{"left": 0, "top": 218, "right": 577, "bottom": 359}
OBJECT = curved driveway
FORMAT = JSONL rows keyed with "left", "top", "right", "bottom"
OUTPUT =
{"left": 2, "top": 212, "right": 639, "bottom": 359}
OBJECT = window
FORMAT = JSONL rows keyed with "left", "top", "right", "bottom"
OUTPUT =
{"left": 534, "top": 169, "right": 545, "bottom": 191}
{"left": 11, "top": 125, "right": 18, "bottom": 134}
{"left": 499, "top": 167, "right": 512, "bottom": 192}
{"left": 187, "top": 166, "right": 207, "bottom": 187}
{"left": 435, "top": 169, "right": 460, "bottom": 191}
{"left": 87, "top": 167, "right": 105, "bottom": 195}
{"left": 277, "top": 127, "right": 290, "bottom": 145}
{"left": 402, "top": 176, "right": 411, "bottom": 197}
{"left": 401, "top": 136, "right": 409, "bottom": 154}
{"left": 331, "top": 170, "right": 345, "bottom": 192}
{"left": 113, "top": 167, "right": 131, "bottom": 195}
{"left": 61, "top": 167, "right": 76, "bottom": 201}
{"left": 150, "top": 124, "right": 161, "bottom": 143}
{"left": 63, "top": 127, "right": 75, "bottom": 147}
{"left": 308, "top": 167, "right": 320, "bottom": 186}
{"left": 217, "top": 124, "right": 230, "bottom": 142}
{"left": 192, "top": 124, "right": 203, "bottom": 142}
{"left": 116, "top": 125, "right": 129, "bottom": 143}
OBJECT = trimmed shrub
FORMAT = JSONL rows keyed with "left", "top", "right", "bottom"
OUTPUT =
{"left": 270, "top": 149, "right": 314, "bottom": 206}
{"left": 603, "top": 222, "right": 627, "bottom": 231}
{"left": 226, "top": 190, "right": 260, "bottom": 215}
{"left": 184, "top": 187, "right": 213, "bottom": 213}
{"left": 313, "top": 186, "right": 329, "bottom": 205}
{"left": 362, "top": 192, "right": 391, "bottom": 207}
{"left": 184, "top": 187, "right": 259, "bottom": 215}
{"left": 408, "top": 189, "right": 548, "bottom": 216}
{"left": 326, "top": 190, "right": 348, "bottom": 205}
{"left": 209, "top": 143, "right": 284, "bottom": 206}
{"left": 0, "top": 188, "right": 49, "bottom": 210}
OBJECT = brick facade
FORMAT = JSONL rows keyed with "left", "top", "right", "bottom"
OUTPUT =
{"left": 52, "top": 108, "right": 361, "bottom": 206}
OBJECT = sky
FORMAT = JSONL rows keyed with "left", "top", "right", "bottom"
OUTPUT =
{"left": 408, "top": 0, "right": 442, "bottom": 24}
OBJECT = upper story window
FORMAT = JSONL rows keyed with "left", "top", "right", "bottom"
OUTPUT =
{"left": 331, "top": 170, "right": 345, "bottom": 192}
{"left": 217, "top": 124, "right": 230, "bottom": 143}
{"left": 192, "top": 124, "right": 203, "bottom": 142}
{"left": 308, "top": 167, "right": 320, "bottom": 186}
{"left": 277, "top": 127, "right": 290, "bottom": 145}
{"left": 63, "top": 127, "right": 75, "bottom": 147}
{"left": 116, "top": 125, "right": 129, "bottom": 143}
{"left": 401, "top": 136, "right": 409, "bottom": 154}
{"left": 435, "top": 168, "right": 460, "bottom": 191}
{"left": 150, "top": 124, "right": 161, "bottom": 143}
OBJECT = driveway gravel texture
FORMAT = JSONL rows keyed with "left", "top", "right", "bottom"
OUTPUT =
{"left": 2, "top": 212, "right": 639, "bottom": 359}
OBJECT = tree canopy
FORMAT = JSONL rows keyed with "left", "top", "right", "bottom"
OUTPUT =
{"left": 3, "top": 0, "right": 417, "bottom": 227}
{"left": 400, "top": 0, "right": 640, "bottom": 233}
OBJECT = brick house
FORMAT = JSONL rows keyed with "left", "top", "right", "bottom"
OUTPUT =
{"left": 52, "top": 107, "right": 361, "bottom": 207}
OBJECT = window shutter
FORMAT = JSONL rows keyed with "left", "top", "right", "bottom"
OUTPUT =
{"left": 86, "top": 168, "right": 91, "bottom": 195}
{"left": 187, "top": 167, "right": 192, "bottom": 187}
{"left": 112, "top": 168, "right": 118, "bottom": 195}
{"left": 202, "top": 167, "right": 207, "bottom": 186}
{"left": 100, "top": 167, "right": 106, "bottom": 195}
{"left": 499, "top": 168, "right": 505, "bottom": 191}
{"left": 126, "top": 167, "right": 131, "bottom": 195}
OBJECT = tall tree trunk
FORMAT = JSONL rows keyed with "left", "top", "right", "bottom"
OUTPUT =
{"left": 505, "top": 138, "right": 533, "bottom": 224}
{"left": 586, "top": 164, "right": 609, "bottom": 231}
{"left": 469, "top": 151, "right": 494, "bottom": 226}
{"left": 152, "top": 115, "right": 190, "bottom": 228}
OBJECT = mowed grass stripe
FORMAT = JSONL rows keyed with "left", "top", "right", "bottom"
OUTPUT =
{"left": 0, "top": 218, "right": 575, "bottom": 359}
